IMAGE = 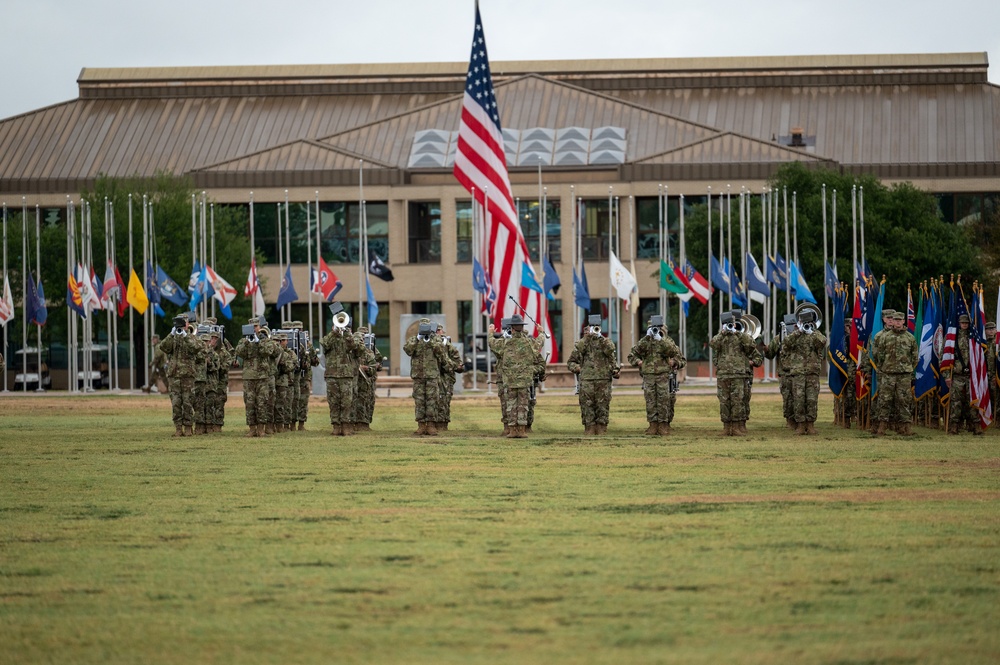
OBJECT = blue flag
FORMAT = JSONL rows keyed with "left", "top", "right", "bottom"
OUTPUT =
{"left": 828, "top": 287, "right": 850, "bottom": 397}
{"left": 145, "top": 261, "right": 161, "bottom": 306}
{"left": 789, "top": 261, "right": 817, "bottom": 304}
{"left": 573, "top": 262, "right": 590, "bottom": 310}
{"left": 26, "top": 271, "right": 47, "bottom": 326}
{"left": 521, "top": 262, "right": 544, "bottom": 294}
{"left": 746, "top": 253, "right": 770, "bottom": 298}
{"left": 710, "top": 254, "right": 731, "bottom": 294}
{"left": 153, "top": 303, "right": 166, "bottom": 317}
{"left": 366, "top": 278, "right": 379, "bottom": 327}
{"left": 724, "top": 258, "right": 747, "bottom": 309}
{"left": 542, "top": 253, "right": 560, "bottom": 300}
{"left": 156, "top": 265, "right": 188, "bottom": 307}
{"left": 825, "top": 261, "right": 839, "bottom": 297}
{"left": 867, "top": 283, "right": 885, "bottom": 398}
{"left": 276, "top": 265, "right": 299, "bottom": 310}
{"left": 766, "top": 253, "right": 789, "bottom": 292}
{"left": 915, "top": 286, "right": 938, "bottom": 401}
{"left": 472, "top": 258, "right": 488, "bottom": 295}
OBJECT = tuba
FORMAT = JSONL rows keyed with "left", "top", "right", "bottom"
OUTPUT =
{"left": 794, "top": 302, "right": 822, "bottom": 332}
{"left": 332, "top": 311, "right": 351, "bottom": 331}
{"left": 737, "top": 314, "right": 762, "bottom": 340}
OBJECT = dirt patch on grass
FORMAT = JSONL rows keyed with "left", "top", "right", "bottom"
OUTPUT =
{"left": 649, "top": 489, "right": 1000, "bottom": 505}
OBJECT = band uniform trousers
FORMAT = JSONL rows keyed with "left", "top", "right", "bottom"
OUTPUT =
{"left": 779, "top": 375, "right": 793, "bottom": 420}
{"left": 642, "top": 373, "right": 675, "bottom": 424}
{"left": 296, "top": 376, "right": 311, "bottom": 424}
{"left": 578, "top": 379, "right": 612, "bottom": 427}
{"left": 243, "top": 378, "right": 270, "bottom": 426}
{"left": 192, "top": 380, "right": 209, "bottom": 426}
{"left": 789, "top": 374, "right": 820, "bottom": 424}
{"left": 949, "top": 375, "right": 974, "bottom": 430}
{"left": 326, "top": 377, "right": 356, "bottom": 425}
{"left": 274, "top": 384, "right": 290, "bottom": 427}
{"left": 411, "top": 377, "right": 441, "bottom": 423}
{"left": 716, "top": 377, "right": 748, "bottom": 423}
{"left": 169, "top": 377, "right": 195, "bottom": 427}
{"left": 503, "top": 387, "right": 531, "bottom": 427}
{"left": 878, "top": 372, "right": 916, "bottom": 425}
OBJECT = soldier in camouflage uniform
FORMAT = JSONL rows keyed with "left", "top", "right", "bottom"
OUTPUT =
{"left": 148, "top": 334, "right": 169, "bottom": 394}
{"left": 404, "top": 319, "right": 450, "bottom": 436}
{"left": 436, "top": 324, "right": 465, "bottom": 432}
{"left": 488, "top": 319, "right": 512, "bottom": 435}
{"left": 271, "top": 333, "right": 298, "bottom": 432}
{"left": 763, "top": 314, "right": 797, "bottom": 428}
{"left": 159, "top": 315, "right": 208, "bottom": 437}
{"left": 321, "top": 306, "right": 365, "bottom": 436}
{"left": 353, "top": 326, "right": 383, "bottom": 431}
{"left": 235, "top": 319, "right": 281, "bottom": 437}
{"left": 628, "top": 315, "right": 685, "bottom": 435}
{"left": 839, "top": 320, "right": 858, "bottom": 428}
{"left": 944, "top": 313, "right": 977, "bottom": 435}
{"left": 489, "top": 315, "right": 544, "bottom": 438}
{"left": 859, "top": 309, "right": 895, "bottom": 433}
{"left": 567, "top": 314, "right": 621, "bottom": 435}
{"left": 525, "top": 325, "right": 547, "bottom": 433}
{"left": 781, "top": 309, "right": 827, "bottom": 435}
{"left": 207, "top": 329, "right": 231, "bottom": 432}
{"left": 286, "top": 321, "right": 318, "bottom": 431}
{"left": 191, "top": 330, "right": 214, "bottom": 435}
{"left": 986, "top": 322, "right": 999, "bottom": 430}
{"left": 870, "top": 311, "right": 919, "bottom": 435}
{"left": 709, "top": 311, "right": 763, "bottom": 436}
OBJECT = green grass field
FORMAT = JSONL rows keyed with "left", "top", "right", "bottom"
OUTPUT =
{"left": 1, "top": 392, "right": 998, "bottom": 664}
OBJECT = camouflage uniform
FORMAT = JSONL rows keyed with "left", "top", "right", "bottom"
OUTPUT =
{"left": 781, "top": 326, "right": 828, "bottom": 434}
{"left": 150, "top": 340, "right": 169, "bottom": 393}
{"left": 353, "top": 328, "right": 383, "bottom": 431}
{"left": 273, "top": 336, "right": 298, "bottom": 432}
{"left": 488, "top": 333, "right": 510, "bottom": 433}
{"left": 860, "top": 311, "right": 895, "bottom": 432}
{"left": 210, "top": 338, "right": 233, "bottom": 431}
{"left": 567, "top": 333, "right": 620, "bottom": 435}
{"left": 526, "top": 333, "right": 546, "bottom": 431}
{"left": 321, "top": 326, "right": 364, "bottom": 436}
{"left": 234, "top": 327, "right": 281, "bottom": 437}
{"left": 709, "top": 329, "right": 763, "bottom": 436}
{"left": 159, "top": 326, "right": 208, "bottom": 437}
{"left": 497, "top": 328, "right": 545, "bottom": 438}
{"left": 838, "top": 327, "right": 858, "bottom": 428}
{"left": 763, "top": 335, "right": 794, "bottom": 426}
{"left": 871, "top": 314, "right": 919, "bottom": 435}
{"left": 437, "top": 331, "right": 465, "bottom": 431}
{"left": 986, "top": 323, "right": 999, "bottom": 430}
{"left": 628, "top": 328, "right": 685, "bottom": 435}
{"left": 191, "top": 335, "right": 213, "bottom": 434}
{"left": 296, "top": 329, "right": 320, "bottom": 430}
{"left": 404, "top": 328, "right": 450, "bottom": 436}
{"left": 945, "top": 321, "right": 976, "bottom": 434}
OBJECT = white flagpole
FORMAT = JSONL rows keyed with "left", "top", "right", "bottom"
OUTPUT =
{"left": 306, "top": 198, "right": 314, "bottom": 337}
{"left": 21, "top": 197, "right": 26, "bottom": 392}
{"left": 726, "top": 185, "right": 733, "bottom": 311}
{"left": 358, "top": 162, "right": 365, "bottom": 328}
{"left": 201, "top": 192, "right": 208, "bottom": 320}
{"left": 616, "top": 195, "right": 622, "bottom": 364}
{"left": 852, "top": 185, "right": 857, "bottom": 285}
{"left": 707, "top": 186, "right": 713, "bottom": 381}
{"left": 658, "top": 185, "right": 665, "bottom": 319}
{"left": 249, "top": 192, "right": 256, "bottom": 318}
{"left": 739, "top": 188, "right": 747, "bottom": 317}
{"left": 111, "top": 203, "right": 120, "bottom": 390}
{"left": 84, "top": 201, "right": 93, "bottom": 391}
{"left": 832, "top": 189, "right": 838, "bottom": 277}
{"left": 65, "top": 200, "right": 72, "bottom": 393}
{"left": 859, "top": 186, "right": 866, "bottom": 274}
{"left": 484, "top": 186, "right": 491, "bottom": 394}
{"left": 2, "top": 202, "right": 7, "bottom": 392}
{"left": 276, "top": 200, "right": 283, "bottom": 321}
{"left": 628, "top": 194, "right": 635, "bottom": 351}
{"left": 104, "top": 199, "right": 113, "bottom": 390}
{"left": 210, "top": 202, "right": 216, "bottom": 320}
{"left": 607, "top": 186, "right": 613, "bottom": 353}
{"left": 127, "top": 195, "right": 134, "bottom": 390}
{"left": 783, "top": 187, "right": 791, "bottom": 313}
{"left": 143, "top": 196, "right": 150, "bottom": 390}
{"left": 678, "top": 193, "right": 686, "bottom": 374}
{"left": 471, "top": 187, "right": 477, "bottom": 391}
{"left": 793, "top": 191, "right": 799, "bottom": 271}
{"left": 822, "top": 184, "right": 830, "bottom": 342}
{"left": 314, "top": 191, "right": 322, "bottom": 336}
{"left": 35, "top": 205, "right": 42, "bottom": 392}
{"left": 283, "top": 190, "right": 291, "bottom": 323}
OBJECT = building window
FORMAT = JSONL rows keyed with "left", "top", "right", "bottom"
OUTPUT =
{"left": 547, "top": 299, "right": 563, "bottom": 360}
{"left": 516, "top": 198, "right": 561, "bottom": 262}
{"left": 457, "top": 300, "right": 473, "bottom": 349}
{"left": 580, "top": 199, "right": 611, "bottom": 261}
{"left": 411, "top": 301, "right": 442, "bottom": 316}
{"left": 246, "top": 200, "right": 388, "bottom": 265}
{"left": 456, "top": 201, "right": 473, "bottom": 263}
{"left": 635, "top": 197, "right": 682, "bottom": 259}
{"left": 409, "top": 201, "right": 441, "bottom": 264}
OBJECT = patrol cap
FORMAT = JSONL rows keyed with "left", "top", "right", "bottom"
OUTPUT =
{"left": 891, "top": 312, "right": 905, "bottom": 321}
{"left": 986, "top": 322, "right": 996, "bottom": 330}
{"left": 881, "top": 309, "right": 896, "bottom": 318}
{"left": 248, "top": 317, "right": 259, "bottom": 325}
{"left": 274, "top": 332, "right": 287, "bottom": 341}
{"left": 289, "top": 321, "right": 303, "bottom": 329}
{"left": 280, "top": 320, "right": 293, "bottom": 328}
{"left": 648, "top": 315, "right": 664, "bottom": 327}
{"left": 419, "top": 317, "right": 431, "bottom": 324}
{"left": 204, "top": 317, "right": 217, "bottom": 325}
{"left": 958, "top": 314, "right": 971, "bottom": 323}
{"left": 588, "top": 314, "right": 602, "bottom": 326}
{"left": 510, "top": 314, "right": 525, "bottom": 326}
{"left": 357, "top": 326, "right": 369, "bottom": 334}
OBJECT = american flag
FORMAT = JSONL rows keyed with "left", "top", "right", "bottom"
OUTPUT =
{"left": 940, "top": 284, "right": 957, "bottom": 371}
{"left": 970, "top": 285, "right": 992, "bottom": 429}
{"left": 906, "top": 285, "right": 915, "bottom": 334}
{"left": 452, "top": 2, "right": 556, "bottom": 362}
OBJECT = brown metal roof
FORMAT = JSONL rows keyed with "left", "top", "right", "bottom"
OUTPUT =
{"left": 636, "top": 133, "right": 832, "bottom": 165}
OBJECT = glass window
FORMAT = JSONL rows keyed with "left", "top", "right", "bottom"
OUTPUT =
{"left": 457, "top": 300, "right": 473, "bottom": 349}
{"left": 955, "top": 194, "right": 982, "bottom": 226}
{"left": 408, "top": 201, "right": 441, "bottom": 264}
{"left": 635, "top": 197, "right": 683, "bottom": 260}
{"left": 243, "top": 200, "right": 388, "bottom": 265}
{"left": 411, "top": 301, "right": 442, "bottom": 315}
{"left": 579, "top": 199, "right": 611, "bottom": 261}
{"left": 456, "top": 201, "right": 473, "bottom": 263}
{"left": 547, "top": 299, "right": 563, "bottom": 360}
{"left": 515, "top": 198, "right": 561, "bottom": 262}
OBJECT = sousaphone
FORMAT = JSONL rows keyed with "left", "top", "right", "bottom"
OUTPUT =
{"left": 794, "top": 302, "right": 823, "bottom": 330}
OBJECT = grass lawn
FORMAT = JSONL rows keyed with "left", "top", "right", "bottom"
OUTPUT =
{"left": 1, "top": 392, "right": 998, "bottom": 664}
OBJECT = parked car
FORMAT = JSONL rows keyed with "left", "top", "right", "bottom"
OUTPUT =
{"left": 463, "top": 333, "right": 497, "bottom": 372}
{"left": 12, "top": 347, "right": 51, "bottom": 391}
{"left": 77, "top": 344, "right": 110, "bottom": 390}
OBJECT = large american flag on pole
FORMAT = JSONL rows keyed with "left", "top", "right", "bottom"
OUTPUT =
{"left": 452, "top": 1, "right": 556, "bottom": 362}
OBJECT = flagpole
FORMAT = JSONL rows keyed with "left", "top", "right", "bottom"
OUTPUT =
{"left": 628, "top": 194, "right": 635, "bottom": 351}
{"left": 822, "top": 184, "right": 830, "bottom": 361}
{"left": 471, "top": 187, "right": 478, "bottom": 391}
{"left": 783, "top": 187, "right": 791, "bottom": 313}
{"left": 126, "top": 195, "right": 133, "bottom": 389}
{"left": 105, "top": 199, "right": 114, "bottom": 390}
{"left": 358, "top": 163, "right": 364, "bottom": 329}
{"left": 314, "top": 190, "right": 322, "bottom": 337}
{"left": 305, "top": 199, "right": 313, "bottom": 337}
{"left": 678, "top": 193, "right": 686, "bottom": 375}
{"left": 283, "top": 190, "right": 292, "bottom": 323}
{"left": 608, "top": 186, "right": 613, "bottom": 353}
{"left": 65, "top": 200, "right": 73, "bottom": 393}
{"left": 210, "top": 202, "right": 216, "bottom": 320}
{"left": 852, "top": 185, "right": 857, "bottom": 286}
{"left": 658, "top": 185, "right": 665, "bottom": 320}
{"left": 2, "top": 202, "right": 7, "bottom": 393}
{"left": 201, "top": 192, "right": 208, "bottom": 320}
{"left": 615, "top": 195, "right": 622, "bottom": 364}
{"left": 739, "top": 188, "right": 746, "bottom": 317}
{"left": 719, "top": 194, "right": 726, "bottom": 314}
{"left": 762, "top": 189, "right": 771, "bottom": 380}
{"left": 707, "top": 186, "right": 713, "bottom": 381}
{"left": 832, "top": 189, "right": 837, "bottom": 278}
{"left": 84, "top": 200, "right": 92, "bottom": 391}
{"left": 143, "top": 196, "right": 150, "bottom": 390}
{"left": 21, "top": 197, "right": 26, "bottom": 392}
{"left": 191, "top": 193, "right": 197, "bottom": 307}
{"left": 484, "top": 186, "right": 491, "bottom": 394}
{"left": 34, "top": 204, "right": 42, "bottom": 392}
{"left": 276, "top": 200, "right": 283, "bottom": 321}
{"left": 859, "top": 186, "right": 866, "bottom": 276}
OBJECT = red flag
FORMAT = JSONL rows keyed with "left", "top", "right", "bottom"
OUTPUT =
{"left": 114, "top": 265, "right": 128, "bottom": 317}
{"left": 317, "top": 257, "right": 342, "bottom": 301}
{"left": 906, "top": 286, "right": 915, "bottom": 333}
{"left": 852, "top": 285, "right": 867, "bottom": 400}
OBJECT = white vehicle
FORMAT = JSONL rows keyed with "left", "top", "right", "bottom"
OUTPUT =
{"left": 13, "top": 347, "right": 51, "bottom": 391}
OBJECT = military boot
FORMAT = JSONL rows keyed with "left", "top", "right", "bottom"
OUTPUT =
{"left": 875, "top": 420, "right": 887, "bottom": 436}
{"left": 723, "top": 422, "right": 732, "bottom": 436}
{"left": 805, "top": 422, "right": 818, "bottom": 435}
{"left": 734, "top": 421, "right": 748, "bottom": 436}
{"left": 342, "top": 423, "right": 354, "bottom": 436}
{"left": 505, "top": 425, "right": 518, "bottom": 439}
{"left": 644, "top": 422, "right": 657, "bottom": 435}
{"left": 524, "top": 425, "right": 533, "bottom": 434}
{"left": 297, "top": 421, "right": 306, "bottom": 431}
{"left": 183, "top": 425, "right": 194, "bottom": 437}
{"left": 842, "top": 417, "right": 852, "bottom": 429}
{"left": 597, "top": 424, "right": 608, "bottom": 435}
{"left": 515, "top": 425, "right": 528, "bottom": 438}
{"left": 439, "top": 422, "right": 449, "bottom": 432}
{"left": 425, "top": 422, "right": 438, "bottom": 436}
{"left": 583, "top": 424, "right": 595, "bottom": 435}
{"left": 244, "top": 427, "right": 255, "bottom": 438}
{"left": 173, "top": 424, "right": 184, "bottom": 438}
{"left": 899, "top": 422, "right": 915, "bottom": 436}
{"left": 785, "top": 417, "right": 796, "bottom": 429}
{"left": 502, "top": 424, "right": 510, "bottom": 437}
{"left": 795, "top": 422, "right": 806, "bottom": 435}
{"left": 658, "top": 422, "right": 671, "bottom": 436}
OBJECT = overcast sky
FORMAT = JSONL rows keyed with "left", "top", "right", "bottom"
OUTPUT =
{"left": 2, "top": 0, "right": 998, "bottom": 121}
